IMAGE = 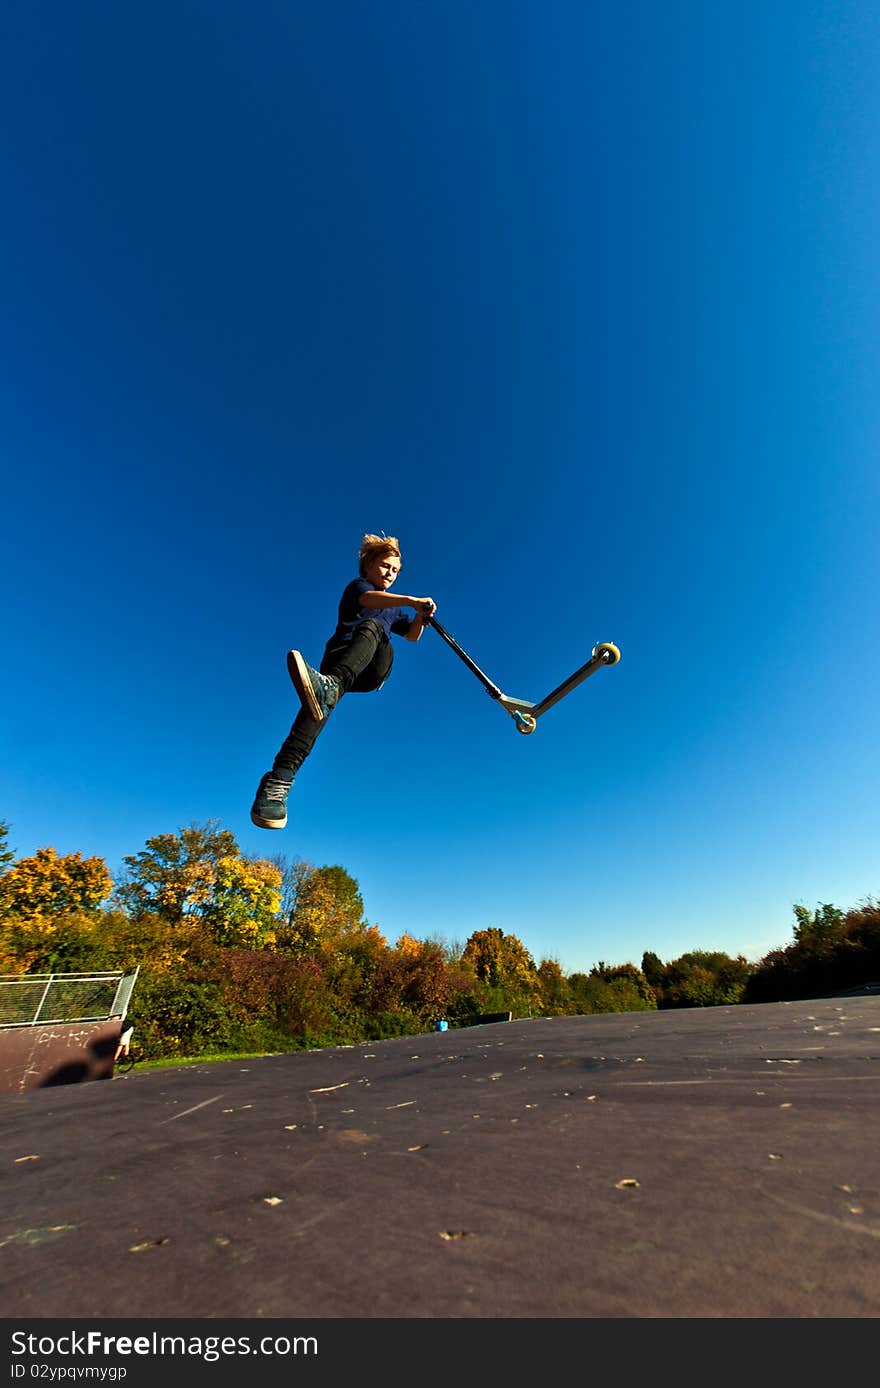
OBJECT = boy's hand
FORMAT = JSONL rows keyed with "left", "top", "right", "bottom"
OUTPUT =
{"left": 418, "top": 598, "right": 437, "bottom": 619}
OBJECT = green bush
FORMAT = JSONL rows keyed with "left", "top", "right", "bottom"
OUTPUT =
{"left": 361, "top": 1009, "right": 425, "bottom": 1040}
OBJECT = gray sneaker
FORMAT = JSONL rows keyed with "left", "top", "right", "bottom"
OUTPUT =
{"left": 287, "top": 650, "right": 340, "bottom": 723}
{"left": 250, "top": 772, "right": 292, "bottom": 829}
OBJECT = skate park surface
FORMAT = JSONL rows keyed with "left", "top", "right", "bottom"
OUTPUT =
{"left": 2, "top": 996, "right": 878, "bottom": 1320}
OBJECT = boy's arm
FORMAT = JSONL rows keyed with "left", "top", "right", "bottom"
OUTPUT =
{"left": 360, "top": 590, "right": 436, "bottom": 643}
{"left": 403, "top": 610, "right": 428, "bottom": 643}
{"left": 359, "top": 590, "right": 436, "bottom": 616}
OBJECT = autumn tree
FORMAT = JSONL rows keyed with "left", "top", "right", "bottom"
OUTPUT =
{"left": 462, "top": 926, "right": 541, "bottom": 1016}
{"left": 394, "top": 934, "right": 469, "bottom": 1021}
{"left": 113, "top": 821, "right": 281, "bottom": 947}
{"left": 201, "top": 856, "right": 282, "bottom": 949}
{"left": 0, "top": 845, "right": 112, "bottom": 918}
{"left": 279, "top": 862, "right": 368, "bottom": 954}
{"left": 182, "top": 948, "right": 337, "bottom": 1056}
{"left": 0, "top": 844, "right": 114, "bottom": 973}
{"left": 115, "top": 822, "right": 239, "bottom": 921}
{"left": 536, "top": 958, "right": 574, "bottom": 1015}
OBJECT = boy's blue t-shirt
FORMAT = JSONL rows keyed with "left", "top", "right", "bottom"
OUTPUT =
{"left": 329, "top": 577, "right": 413, "bottom": 644}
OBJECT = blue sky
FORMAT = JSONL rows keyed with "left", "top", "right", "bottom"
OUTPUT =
{"left": 2, "top": 2, "right": 878, "bottom": 974}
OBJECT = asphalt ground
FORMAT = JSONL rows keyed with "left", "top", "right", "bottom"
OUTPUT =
{"left": 2, "top": 996, "right": 879, "bottom": 1331}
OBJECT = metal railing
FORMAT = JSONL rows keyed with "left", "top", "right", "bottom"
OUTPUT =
{"left": 0, "top": 969, "right": 139, "bottom": 1028}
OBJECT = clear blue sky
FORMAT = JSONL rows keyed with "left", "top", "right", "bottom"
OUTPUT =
{"left": 2, "top": 2, "right": 878, "bottom": 974}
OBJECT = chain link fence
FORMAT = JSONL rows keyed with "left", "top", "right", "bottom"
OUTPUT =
{"left": 0, "top": 969, "right": 139, "bottom": 1027}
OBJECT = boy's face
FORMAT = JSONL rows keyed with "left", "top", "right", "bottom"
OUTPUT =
{"left": 364, "top": 552, "right": 401, "bottom": 589}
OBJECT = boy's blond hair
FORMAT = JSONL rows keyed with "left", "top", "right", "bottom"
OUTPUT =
{"left": 358, "top": 532, "right": 402, "bottom": 575}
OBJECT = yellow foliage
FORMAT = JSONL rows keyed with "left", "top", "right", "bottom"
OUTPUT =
{"left": 208, "top": 855, "right": 282, "bottom": 949}
{"left": 281, "top": 864, "right": 369, "bottom": 954}
{"left": 395, "top": 932, "right": 424, "bottom": 959}
{"left": 463, "top": 926, "right": 538, "bottom": 990}
{"left": 0, "top": 846, "right": 112, "bottom": 919}
{"left": 117, "top": 823, "right": 239, "bottom": 920}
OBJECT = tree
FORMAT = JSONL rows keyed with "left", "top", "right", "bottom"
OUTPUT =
{"left": 0, "top": 843, "right": 113, "bottom": 974}
{"left": 745, "top": 899, "right": 880, "bottom": 1003}
{"left": 391, "top": 934, "right": 470, "bottom": 1021}
{"left": 0, "top": 845, "right": 112, "bottom": 918}
{"left": 792, "top": 903, "right": 846, "bottom": 951}
{"left": 651, "top": 951, "right": 752, "bottom": 1008}
{"left": 590, "top": 961, "right": 656, "bottom": 1011}
{"left": 114, "top": 822, "right": 281, "bottom": 949}
{"left": 568, "top": 970, "right": 638, "bottom": 1015}
{"left": 0, "top": 820, "right": 14, "bottom": 875}
{"left": 462, "top": 927, "right": 541, "bottom": 1016}
{"left": 536, "top": 958, "right": 573, "bottom": 1015}
{"left": 641, "top": 951, "right": 665, "bottom": 990}
{"left": 0, "top": 909, "right": 99, "bottom": 975}
{"left": 115, "top": 822, "right": 240, "bottom": 921}
{"left": 202, "top": 855, "right": 283, "bottom": 949}
{"left": 279, "top": 862, "right": 368, "bottom": 954}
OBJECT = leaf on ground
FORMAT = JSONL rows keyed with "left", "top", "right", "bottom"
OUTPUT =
{"left": 0, "top": 1225, "right": 75, "bottom": 1249}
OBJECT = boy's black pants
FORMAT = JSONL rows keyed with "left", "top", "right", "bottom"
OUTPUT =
{"left": 272, "top": 620, "right": 392, "bottom": 778}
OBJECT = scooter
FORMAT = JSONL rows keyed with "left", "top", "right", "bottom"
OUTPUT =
{"left": 424, "top": 611, "right": 620, "bottom": 735}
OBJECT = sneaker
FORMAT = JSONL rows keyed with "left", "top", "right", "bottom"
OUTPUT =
{"left": 250, "top": 772, "right": 292, "bottom": 829}
{"left": 287, "top": 650, "right": 340, "bottom": 723}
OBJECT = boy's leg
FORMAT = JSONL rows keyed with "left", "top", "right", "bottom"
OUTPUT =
{"left": 273, "top": 708, "right": 325, "bottom": 779}
{"left": 346, "top": 635, "right": 394, "bottom": 693}
{"left": 250, "top": 709, "right": 324, "bottom": 830}
{"left": 252, "top": 625, "right": 391, "bottom": 829}
{"left": 322, "top": 620, "right": 389, "bottom": 691}
{"left": 288, "top": 620, "right": 386, "bottom": 720}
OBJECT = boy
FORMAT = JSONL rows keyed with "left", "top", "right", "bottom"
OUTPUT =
{"left": 250, "top": 533, "right": 436, "bottom": 829}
